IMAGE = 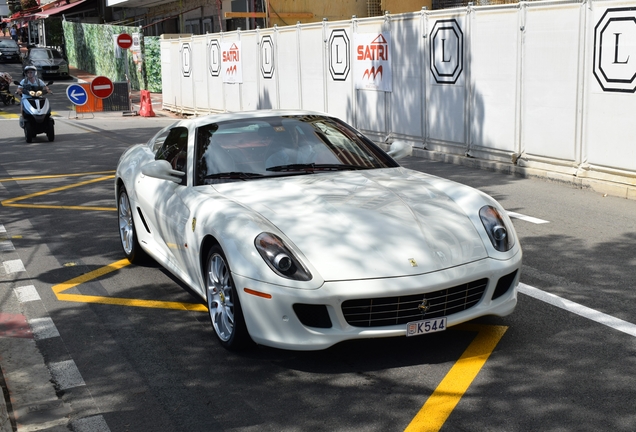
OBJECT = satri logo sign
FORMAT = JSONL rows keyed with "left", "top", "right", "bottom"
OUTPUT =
{"left": 593, "top": 7, "right": 636, "bottom": 93}
{"left": 221, "top": 42, "right": 243, "bottom": 84}
{"left": 354, "top": 32, "right": 392, "bottom": 92}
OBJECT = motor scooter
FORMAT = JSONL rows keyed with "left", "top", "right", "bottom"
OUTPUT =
{"left": 14, "top": 80, "right": 54, "bottom": 143}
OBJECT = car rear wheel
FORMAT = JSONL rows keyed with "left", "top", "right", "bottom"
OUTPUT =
{"left": 205, "top": 246, "right": 251, "bottom": 350}
{"left": 117, "top": 188, "right": 147, "bottom": 264}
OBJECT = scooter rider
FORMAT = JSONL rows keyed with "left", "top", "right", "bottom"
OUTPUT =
{"left": 17, "top": 66, "right": 51, "bottom": 128}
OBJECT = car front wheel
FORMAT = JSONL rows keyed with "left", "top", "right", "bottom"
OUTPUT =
{"left": 117, "top": 187, "right": 147, "bottom": 263}
{"left": 205, "top": 246, "right": 251, "bottom": 350}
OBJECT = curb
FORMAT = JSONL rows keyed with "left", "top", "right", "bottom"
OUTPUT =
{"left": 410, "top": 147, "right": 636, "bottom": 201}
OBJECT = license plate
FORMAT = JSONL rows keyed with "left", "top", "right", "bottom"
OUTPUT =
{"left": 406, "top": 317, "right": 447, "bottom": 337}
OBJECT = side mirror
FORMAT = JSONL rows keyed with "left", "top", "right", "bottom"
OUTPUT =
{"left": 387, "top": 140, "right": 413, "bottom": 160}
{"left": 141, "top": 160, "right": 185, "bottom": 184}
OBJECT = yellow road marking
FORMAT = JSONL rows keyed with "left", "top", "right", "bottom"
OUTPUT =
{"left": 0, "top": 171, "right": 115, "bottom": 182}
{"left": 0, "top": 112, "right": 59, "bottom": 119}
{"left": 405, "top": 324, "right": 508, "bottom": 432}
{"left": 1, "top": 173, "right": 117, "bottom": 211}
{"left": 52, "top": 258, "right": 208, "bottom": 312}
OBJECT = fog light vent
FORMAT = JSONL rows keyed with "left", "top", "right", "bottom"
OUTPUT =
{"left": 293, "top": 304, "right": 332, "bottom": 329}
{"left": 492, "top": 270, "right": 518, "bottom": 300}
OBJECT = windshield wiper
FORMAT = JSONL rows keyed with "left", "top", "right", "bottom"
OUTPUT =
{"left": 266, "top": 163, "right": 316, "bottom": 172}
{"left": 266, "top": 163, "right": 369, "bottom": 172}
{"left": 313, "top": 164, "right": 369, "bottom": 171}
{"left": 204, "top": 172, "right": 265, "bottom": 180}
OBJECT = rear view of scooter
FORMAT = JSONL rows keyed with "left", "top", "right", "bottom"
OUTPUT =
{"left": 14, "top": 79, "right": 55, "bottom": 143}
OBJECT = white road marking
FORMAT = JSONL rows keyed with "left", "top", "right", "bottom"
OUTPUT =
{"left": 3, "top": 259, "right": 25, "bottom": 274}
{"left": 0, "top": 224, "right": 11, "bottom": 251}
{"left": 519, "top": 283, "right": 636, "bottom": 338}
{"left": 48, "top": 359, "right": 86, "bottom": 390}
{"left": 507, "top": 211, "right": 550, "bottom": 224}
{"left": 14, "top": 285, "right": 40, "bottom": 303}
{"left": 29, "top": 317, "right": 60, "bottom": 340}
{"left": 71, "top": 415, "right": 111, "bottom": 432}
{"left": 0, "top": 240, "right": 14, "bottom": 252}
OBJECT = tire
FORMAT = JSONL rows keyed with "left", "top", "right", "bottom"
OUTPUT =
{"left": 46, "top": 121, "right": 54, "bottom": 142}
{"left": 117, "top": 188, "right": 147, "bottom": 264}
{"left": 205, "top": 245, "right": 251, "bottom": 350}
{"left": 24, "top": 122, "right": 33, "bottom": 143}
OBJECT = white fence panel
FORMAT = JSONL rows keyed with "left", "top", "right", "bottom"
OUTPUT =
{"left": 206, "top": 36, "right": 226, "bottom": 113}
{"left": 324, "top": 23, "right": 355, "bottom": 125}
{"left": 353, "top": 18, "right": 388, "bottom": 137}
{"left": 277, "top": 27, "right": 301, "bottom": 109}
{"left": 390, "top": 12, "right": 426, "bottom": 142}
{"left": 190, "top": 36, "right": 209, "bottom": 115}
{"left": 257, "top": 30, "right": 278, "bottom": 110}
{"left": 179, "top": 39, "right": 196, "bottom": 113}
{"left": 426, "top": 12, "right": 468, "bottom": 153}
{"left": 240, "top": 32, "right": 259, "bottom": 112}
{"left": 160, "top": 40, "right": 176, "bottom": 111}
{"left": 520, "top": 2, "right": 583, "bottom": 170}
{"left": 469, "top": 7, "right": 520, "bottom": 160}
{"left": 584, "top": 0, "right": 636, "bottom": 179}
{"left": 299, "top": 24, "right": 327, "bottom": 113}
{"left": 221, "top": 34, "right": 243, "bottom": 113}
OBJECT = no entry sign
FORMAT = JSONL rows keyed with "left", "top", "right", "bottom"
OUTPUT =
{"left": 117, "top": 33, "right": 133, "bottom": 50}
{"left": 90, "top": 76, "right": 114, "bottom": 99}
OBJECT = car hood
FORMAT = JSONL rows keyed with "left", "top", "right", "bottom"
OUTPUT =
{"left": 212, "top": 168, "right": 488, "bottom": 280}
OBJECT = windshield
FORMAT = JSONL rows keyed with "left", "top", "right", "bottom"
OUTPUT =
{"left": 30, "top": 49, "right": 63, "bottom": 60}
{"left": 0, "top": 40, "right": 18, "bottom": 49}
{"left": 194, "top": 115, "right": 398, "bottom": 185}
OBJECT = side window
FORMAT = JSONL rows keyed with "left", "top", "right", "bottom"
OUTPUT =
{"left": 149, "top": 129, "right": 170, "bottom": 154}
{"left": 155, "top": 127, "right": 188, "bottom": 185}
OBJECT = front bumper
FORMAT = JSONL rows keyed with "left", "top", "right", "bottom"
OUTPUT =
{"left": 234, "top": 251, "right": 522, "bottom": 350}
{"left": 0, "top": 53, "right": 20, "bottom": 63}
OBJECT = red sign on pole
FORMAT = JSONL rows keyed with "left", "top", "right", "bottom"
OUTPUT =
{"left": 90, "top": 76, "right": 114, "bottom": 99}
{"left": 117, "top": 33, "right": 133, "bottom": 50}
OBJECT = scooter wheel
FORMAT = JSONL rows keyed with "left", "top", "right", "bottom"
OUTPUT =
{"left": 46, "top": 122, "right": 55, "bottom": 142}
{"left": 24, "top": 122, "right": 34, "bottom": 143}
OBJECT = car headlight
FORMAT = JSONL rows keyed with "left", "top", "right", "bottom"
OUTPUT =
{"left": 479, "top": 205, "right": 514, "bottom": 252}
{"left": 255, "top": 233, "right": 312, "bottom": 281}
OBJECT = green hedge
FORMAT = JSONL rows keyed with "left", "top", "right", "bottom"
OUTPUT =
{"left": 62, "top": 21, "right": 162, "bottom": 92}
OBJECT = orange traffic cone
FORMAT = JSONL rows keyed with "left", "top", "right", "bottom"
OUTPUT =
{"left": 139, "top": 90, "right": 156, "bottom": 117}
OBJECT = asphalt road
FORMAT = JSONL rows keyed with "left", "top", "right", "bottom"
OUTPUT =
{"left": 1, "top": 77, "right": 635, "bottom": 431}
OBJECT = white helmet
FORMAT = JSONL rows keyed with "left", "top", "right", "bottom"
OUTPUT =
{"left": 24, "top": 65, "right": 37, "bottom": 77}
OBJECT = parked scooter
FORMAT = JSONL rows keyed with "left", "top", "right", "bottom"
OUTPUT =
{"left": 14, "top": 79, "right": 55, "bottom": 143}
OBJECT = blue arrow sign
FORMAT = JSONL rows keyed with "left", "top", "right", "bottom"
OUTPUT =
{"left": 66, "top": 84, "right": 88, "bottom": 106}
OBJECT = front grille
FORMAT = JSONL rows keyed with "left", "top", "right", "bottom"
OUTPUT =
{"left": 43, "top": 66, "right": 59, "bottom": 72}
{"left": 341, "top": 278, "right": 488, "bottom": 328}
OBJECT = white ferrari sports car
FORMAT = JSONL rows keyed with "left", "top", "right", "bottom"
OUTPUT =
{"left": 115, "top": 110, "right": 522, "bottom": 351}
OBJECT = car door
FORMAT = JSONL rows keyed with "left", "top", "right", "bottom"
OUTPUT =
{"left": 136, "top": 126, "right": 192, "bottom": 272}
